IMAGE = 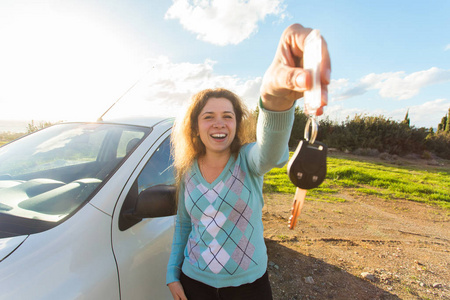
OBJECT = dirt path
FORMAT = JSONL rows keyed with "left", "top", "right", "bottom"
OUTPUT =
{"left": 263, "top": 190, "right": 449, "bottom": 299}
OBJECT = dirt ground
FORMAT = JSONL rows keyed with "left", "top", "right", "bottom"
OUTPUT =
{"left": 263, "top": 157, "right": 449, "bottom": 300}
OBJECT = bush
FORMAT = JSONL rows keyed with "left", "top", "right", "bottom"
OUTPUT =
{"left": 425, "top": 132, "right": 450, "bottom": 159}
{"left": 320, "top": 114, "right": 430, "bottom": 156}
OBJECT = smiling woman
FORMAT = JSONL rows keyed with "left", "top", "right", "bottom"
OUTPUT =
{"left": 0, "top": 3, "right": 144, "bottom": 122}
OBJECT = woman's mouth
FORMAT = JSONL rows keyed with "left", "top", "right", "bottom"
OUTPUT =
{"left": 211, "top": 133, "right": 227, "bottom": 140}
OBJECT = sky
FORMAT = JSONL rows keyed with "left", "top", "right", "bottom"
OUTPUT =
{"left": 0, "top": 0, "right": 449, "bottom": 132}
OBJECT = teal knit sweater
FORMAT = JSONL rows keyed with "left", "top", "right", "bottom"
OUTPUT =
{"left": 166, "top": 101, "right": 295, "bottom": 288}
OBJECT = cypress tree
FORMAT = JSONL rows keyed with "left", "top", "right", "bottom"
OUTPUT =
{"left": 446, "top": 108, "right": 450, "bottom": 133}
{"left": 402, "top": 109, "right": 410, "bottom": 127}
{"left": 438, "top": 115, "right": 447, "bottom": 132}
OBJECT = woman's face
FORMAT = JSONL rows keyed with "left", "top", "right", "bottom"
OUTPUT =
{"left": 197, "top": 97, "right": 237, "bottom": 156}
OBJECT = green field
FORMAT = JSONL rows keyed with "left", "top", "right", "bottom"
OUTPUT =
{"left": 264, "top": 153, "right": 450, "bottom": 209}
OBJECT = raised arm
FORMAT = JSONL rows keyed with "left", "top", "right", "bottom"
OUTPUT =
{"left": 247, "top": 24, "right": 332, "bottom": 176}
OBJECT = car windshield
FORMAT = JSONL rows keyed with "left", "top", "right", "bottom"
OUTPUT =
{"left": 0, "top": 123, "right": 150, "bottom": 223}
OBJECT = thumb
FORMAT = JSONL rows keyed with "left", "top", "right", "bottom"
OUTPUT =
{"left": 266, "top": 64, "right": 311, "bottom": 93}
{"left": 293, "top": 69, "right": 312, "bottom": 91}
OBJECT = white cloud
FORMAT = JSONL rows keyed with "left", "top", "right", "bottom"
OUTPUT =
{"left": 327, "top": 78, "right": 349, "bottom": 97}
{"left": 104, "top": 56, "right": 262, "bottom": 120}
{"left": 323, "top": 103, "right": 366, "bottom": 124}
{"left": 165, "top": 0, "right": 286, "bottom": 46}
{"left": 329, "top": 78, "right": 367, "bottom": 102}
{"left": 445, "top": 44, "right": 450, "bottom": 51}
{"left": 332, "top": 68, "right": 450, "bottom": 101}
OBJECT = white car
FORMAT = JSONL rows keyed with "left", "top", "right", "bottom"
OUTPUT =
{"left": 0, "top": 117, "right": 177, "bottom": 299}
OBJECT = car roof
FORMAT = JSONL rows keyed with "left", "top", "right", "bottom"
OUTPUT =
{"left": 97, "top": 116, "right": 174, "bottom": 128}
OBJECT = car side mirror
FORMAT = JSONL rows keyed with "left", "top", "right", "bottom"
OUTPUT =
{"left": 119, "top": 184, "right": 177, "bottom": 231}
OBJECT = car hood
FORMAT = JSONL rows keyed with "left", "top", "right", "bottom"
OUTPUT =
{"left": 0, "top": 235, "right": 28, "bottom": 262}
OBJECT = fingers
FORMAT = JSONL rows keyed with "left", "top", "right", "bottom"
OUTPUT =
{"left": 281, "top": 42, "right": 296, "bottom": 67}
{"left": 280, "top": 24, "right": 309, "bottom": 68}
{"left": 315, "top": 107, "right": 324, "bottom": 116}
{"left": 321, "top": 84, "right": 328, "bottom": 106}
{"left": 283, "top": 23, "right": 311, "bottom": 56}
{"left": 312, "top": 81, "right": 328, "bottom": 116}
{"left": 320, "top": 38, "right": 331, "bottom": 85}
{"left": 168, "top": 281, "right": 187, "bottom": 300}
{"left": 319, "top": 40, "right": 331, "bottom": 114}
{"left": 270, "top": 64, "right": 311, "bottom": 93}
{"left": 282, "top": 24, "right": 331, "bottom": 92}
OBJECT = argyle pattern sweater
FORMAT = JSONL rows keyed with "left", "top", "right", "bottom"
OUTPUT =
{"left": 167, "top": 102, "right": 295, "bottom": 288}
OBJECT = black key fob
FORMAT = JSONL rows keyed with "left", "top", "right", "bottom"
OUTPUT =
{"left": 287, "top": 140, "right": 327, "bottom": 189}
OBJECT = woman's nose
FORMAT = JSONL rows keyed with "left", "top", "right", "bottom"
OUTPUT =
{"left": 213, "top": 119, "right": 225, "bottom": 128}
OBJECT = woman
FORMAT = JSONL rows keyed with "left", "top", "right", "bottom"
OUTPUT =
{"left": 167, "top": 23, "right": 331, "bottom": 300}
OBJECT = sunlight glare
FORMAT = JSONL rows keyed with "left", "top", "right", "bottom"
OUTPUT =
{"left": 0, "top": 5, "right": 144, "bottom": 122}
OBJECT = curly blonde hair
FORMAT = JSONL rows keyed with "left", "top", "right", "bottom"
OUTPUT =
{"left": 171, "top": 88, "right": 254, "bottom": 182}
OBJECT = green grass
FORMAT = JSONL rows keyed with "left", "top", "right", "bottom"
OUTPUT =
{"left": 264, "top": 154, "right": 450, "bottom": 209}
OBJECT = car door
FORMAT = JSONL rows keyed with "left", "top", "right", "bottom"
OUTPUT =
{"left": 111, "top": 130, "right": 175, "bottom": 300}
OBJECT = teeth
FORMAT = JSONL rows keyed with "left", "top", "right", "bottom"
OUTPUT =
{"left": 212, "top": 134, "right": 226, "bottom": 138}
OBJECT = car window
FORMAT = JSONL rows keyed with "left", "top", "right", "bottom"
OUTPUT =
{"left": 1, "top": 125, "right": 107, "bottom": 177}
{"left": 137, "top": 136, "right": 175, "bottom": 193}
{"left": 0, "top": 123, "right": 150, "bottom": 225}
{"left": 117, "top": 131, "right": 145, "bottom": 158}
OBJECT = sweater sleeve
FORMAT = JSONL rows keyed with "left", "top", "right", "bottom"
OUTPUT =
{"left": 246, "top": 99, "right": 295, "bottom": 176}
{"left": 166, "top": 181, "right": 191, "bottom": 284}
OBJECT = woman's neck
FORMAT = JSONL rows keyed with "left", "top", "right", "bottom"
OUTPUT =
{"left": 201, "top": 150, "right": 231, "bottom": 167}
{"left": 198, "top": 151, "right": 231, "bottom": 183}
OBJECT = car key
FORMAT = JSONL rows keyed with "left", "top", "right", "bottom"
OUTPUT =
{"left": 286, "top": 118, "right": 327, "bottom": 230}
{"left": 287, "top": 138, "right": 327, "bottom": 190}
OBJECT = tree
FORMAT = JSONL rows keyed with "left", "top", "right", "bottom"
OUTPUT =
{"left": 402, "top": 109, "right": 410, "bottom": 127}
{"left": 437, "top": 107, "right": 449, "bottom": 133}
{"left": 446, "top": 107, "right": 450, "bottom": 133}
